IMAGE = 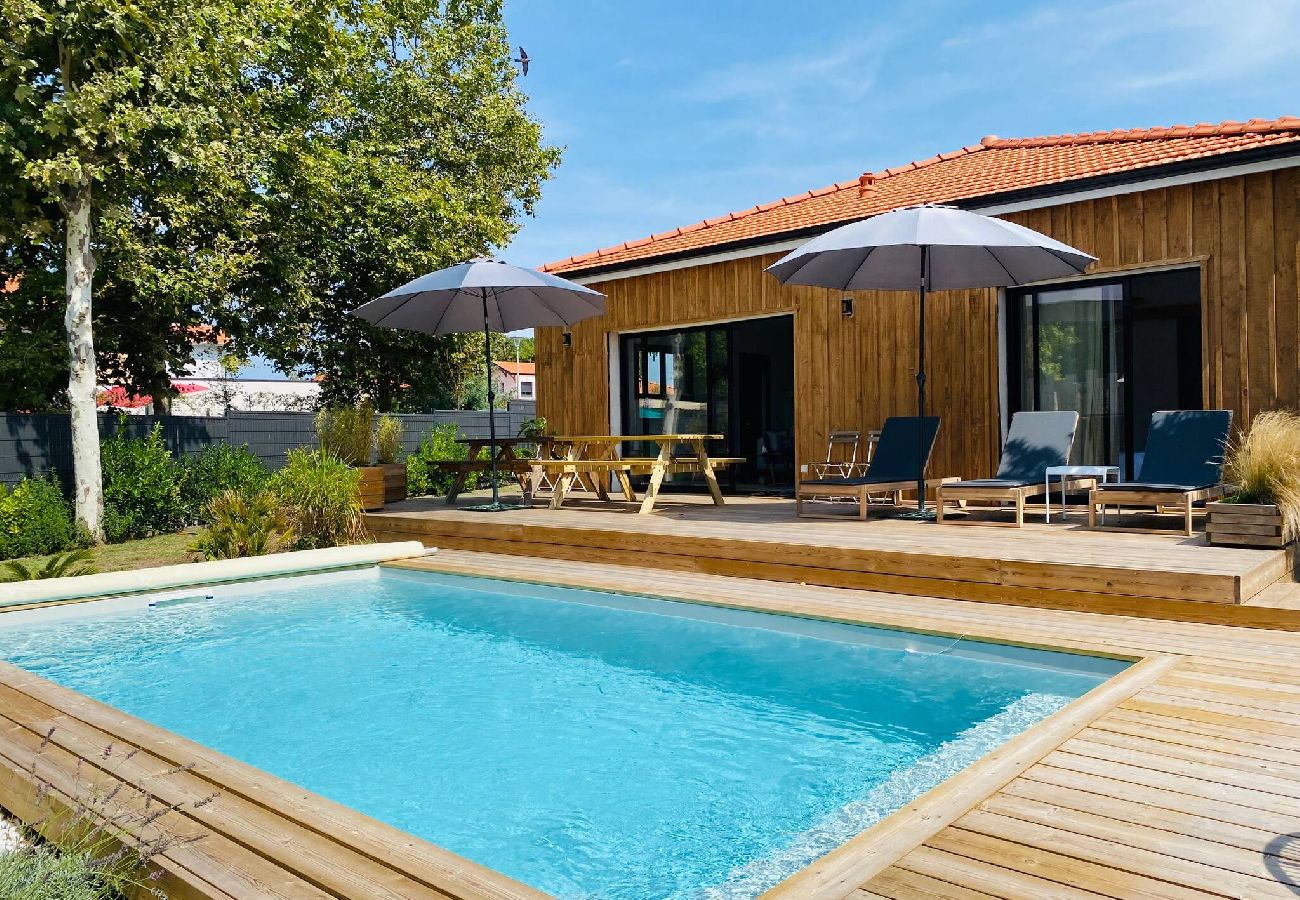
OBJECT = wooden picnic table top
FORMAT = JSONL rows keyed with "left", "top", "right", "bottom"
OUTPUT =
{"left": 454, "top": 436, "right": 534, "bottom": 444}
{"left": 551, "top": 434, "right": 724, "bottom": 444}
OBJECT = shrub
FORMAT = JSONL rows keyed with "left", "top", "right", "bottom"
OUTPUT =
{"left": 375, "top": 415, "right": 404, "bottom": 465}
{"left": 272, "top": 449, "right": 366, "bottom": 548}
{"left": 101, "top": 423, "right": 183, "bottom": 543}
{"left": 190, "top": 490, "right": 295, "bottom": 560}
{"left": 0, "top": 475, "right": 80, "bottom": 561}
{"left": 2, "top": 550, "right": 97, "bottom": 582}
{"left": 179, "top": 443, "right": 270, "bottom": 524}
{"left": 316, "top": 401, "right": 374, "bottom": 466}
{"left": 405, "top": 424, "right": 465, "bottom": 496}
{"left": 1224, "top": 409, "right": 1300, "bottom": 540}
{"left": 518, "top": 416, "right": 548, "bottom": 441}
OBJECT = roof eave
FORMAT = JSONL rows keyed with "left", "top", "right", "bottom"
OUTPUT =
{"left": 551, "top": 141, "right": 1300, "bottom": 281}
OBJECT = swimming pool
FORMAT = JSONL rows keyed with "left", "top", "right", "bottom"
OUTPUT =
{"left": 0, "top": 568, "right": 1127, "bottom": 898}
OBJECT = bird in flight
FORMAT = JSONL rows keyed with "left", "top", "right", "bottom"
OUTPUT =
{"left": 513, "top": 46, "right": 530, "bottom": 76}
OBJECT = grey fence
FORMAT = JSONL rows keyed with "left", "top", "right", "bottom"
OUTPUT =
{"left": 0, "top": 401, "right": 536, "bottom": 487}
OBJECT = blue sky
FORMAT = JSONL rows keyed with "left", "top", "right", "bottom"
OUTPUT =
{"left": 501, "top": 0, "right": 1299, "bottom": 269}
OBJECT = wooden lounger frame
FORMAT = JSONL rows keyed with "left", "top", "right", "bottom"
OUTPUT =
{"left": 936, "top": 477, "right": 1097, "bottom": 528}
{"left": 1088, "top": 484, "right": 1231, "bottom": 536}
{"left": 796, "top": 477, "right": 959, "bottom": 520}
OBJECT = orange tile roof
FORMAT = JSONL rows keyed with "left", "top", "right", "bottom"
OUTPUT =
{"left": 542, "top": 117, "right": 1300, "bottom": 275}
{"left": 494, "top": 360, "right": 536, "bottom": 375}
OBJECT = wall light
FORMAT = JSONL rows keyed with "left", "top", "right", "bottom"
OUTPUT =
{"left": 562, "top": 331, "right": 573, "bottom": 347}
{"left": 841, "top": 296, "right": 854, "bottom": 317}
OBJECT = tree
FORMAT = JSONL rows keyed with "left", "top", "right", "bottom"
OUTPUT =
{"left": 1, "top": 0, "right": 557, "bottom": 536}
{"left": 222, "top": 0, "right": 557, "bottom": 413}
{"left": 0, "top": 0, "right": 275, "bottom": 538}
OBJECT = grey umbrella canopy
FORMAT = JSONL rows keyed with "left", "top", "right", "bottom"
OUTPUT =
{"left": 351, "top": 258, "right": 606, "bottom": 510}
{"left": 767, "top": 204, "right": 1096, "bottom": 514}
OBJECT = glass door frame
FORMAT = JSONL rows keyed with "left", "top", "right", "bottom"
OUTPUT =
{"left": 1006, "top": 266, "right": 1202, "bottom": 477}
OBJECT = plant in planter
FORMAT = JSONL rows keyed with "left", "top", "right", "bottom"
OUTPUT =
{"left": 315, "top": 401, "right": 387, "bottom": 510}
{"left": 1207, "top": 410, "right": 1300, "bottom": 548}
{"left": 375, "top": 415, "right": 408, "bottom": 504}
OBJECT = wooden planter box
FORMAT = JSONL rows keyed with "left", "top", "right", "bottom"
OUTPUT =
{"left": 1206, "top": 500, "right": 1290, "bottom": 548}
{"left": 356, "top": 465, "right": 387, "bottom": 511}
{"left": 380, "top": 463, "right": 408, "bottom": 504}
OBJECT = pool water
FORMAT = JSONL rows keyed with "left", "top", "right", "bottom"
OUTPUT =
{"left": 0, "top": 569, "right": 1126, "bottom": 899}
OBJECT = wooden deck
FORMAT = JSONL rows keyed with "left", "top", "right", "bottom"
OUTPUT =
{"left": 399, "top": 549, "right": 1300, "bottom": 900}
{"left": 367, "top": 494, "right": 1299, "bottom": 629}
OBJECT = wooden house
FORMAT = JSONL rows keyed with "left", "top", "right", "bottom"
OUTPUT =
{"left": 535, "top": 118, "right": 1300, "bottom": 486}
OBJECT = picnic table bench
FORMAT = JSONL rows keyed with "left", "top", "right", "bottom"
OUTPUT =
{"left": 525, "top": 434, "right": 744, "bottom": 514}
{"left": 433, "top": 437, "right": 537, "bottom": 504}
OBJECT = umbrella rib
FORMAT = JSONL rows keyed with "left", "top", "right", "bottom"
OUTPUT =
{"left": 843, "top": 246, "right": 878, "bottom": 291}
{"left": 986, "top": 247, "right": 1020, "bottom": 287}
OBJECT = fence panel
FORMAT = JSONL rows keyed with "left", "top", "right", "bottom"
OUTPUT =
{"left": 0, "top": 402, "right": 535, "bottom": 486}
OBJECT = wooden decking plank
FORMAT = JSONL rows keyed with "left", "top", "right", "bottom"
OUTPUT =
{"left": 1130, "top": 687, "right": 1300, "bottom": 726}
{"left": 1002, "top": 776, "right": 1300, "bottom": 868}
{"left": 1024, "top": 765, "right": 1300, "bottom": 839}
{"left": 976, "top": 791, "right": 1294, "bottom": 894}
{"left": 1089, "top": 711, "right": 1300, "bottom": 766}
{"left": 1074, "top": 724, "right": 1300, "bottom": 783}
{"left": 855, "top": 865, "right": 1003, "bottom": 900}
{"left": 1060, "top": 736, "right": 1300, "bottom": 799}
{"left": 1118, "top": 696, "right": 1300, "bottom": 740}
{"left": 929, "top": 826, "right": 1207, "bottom": 899}
{"left": 895, "top": 844, "right": 1107, "bottom": 899}
{"left": 1043, "top": 751, "right": 1294, "bottom": 811}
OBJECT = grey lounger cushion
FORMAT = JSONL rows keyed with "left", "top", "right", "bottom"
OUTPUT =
{"left": 941, "top": 410, "right": 1079, "bottom": 490}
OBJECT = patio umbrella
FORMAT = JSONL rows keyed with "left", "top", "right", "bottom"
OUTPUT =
{"left": 351, "top": 258, "right": 606, "bottom": 511}
{"left": 766, "top": 204, "right": 1095, "bottom": 514}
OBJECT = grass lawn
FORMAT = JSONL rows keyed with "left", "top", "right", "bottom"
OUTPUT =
{"left": 4, "top": 532, "right": 198, "bottom": 578}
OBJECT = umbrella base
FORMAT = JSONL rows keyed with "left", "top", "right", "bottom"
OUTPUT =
{"left": 892, "top": 507, "right": 937, "bottom": 521}
{"left": 462, "top": 501, "right": 529, "bottom": 513}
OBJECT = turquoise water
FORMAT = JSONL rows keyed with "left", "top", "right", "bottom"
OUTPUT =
{"left": 0, "top": 569, "right": 1126, "bottom": 898}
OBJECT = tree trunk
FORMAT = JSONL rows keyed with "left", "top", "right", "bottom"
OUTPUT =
{"left": 64, "top": 181, "right": 104, "bottom": 542}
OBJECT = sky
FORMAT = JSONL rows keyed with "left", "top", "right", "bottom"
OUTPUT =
{"left": 500, "top": 0, "right": 1300, "bottom": 270}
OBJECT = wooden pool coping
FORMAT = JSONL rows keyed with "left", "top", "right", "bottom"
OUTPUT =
{"left": 1, "top": 550, "right": 1298, "bottom": 898}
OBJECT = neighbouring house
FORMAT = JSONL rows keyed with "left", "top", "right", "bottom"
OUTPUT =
{"left": 98, "top": 328, "right": 320, "bottom": 415}
{"left": 536, "top": 117, "right": 1300, "bottom": 487}
{"left": 494, "top": 360, "right": 537, "bottom": 401}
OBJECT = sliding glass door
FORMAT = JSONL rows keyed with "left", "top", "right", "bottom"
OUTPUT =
{"left": 1009, "top": 268, "right": 1201, "bottom": 477}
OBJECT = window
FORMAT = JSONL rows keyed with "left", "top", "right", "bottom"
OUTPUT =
{"left": 1008, "top": 267, "right": 1201, "bottom": 476}
{"left": 520, "top": 378, "right": 534, "bottom": 398}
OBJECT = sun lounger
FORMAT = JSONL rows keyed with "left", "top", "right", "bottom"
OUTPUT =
{"left": 1088, "top": 410, "right": 1233, "bottom": 536}
{"left": 797, "top": 416, "right": 953, "bottom": 519}
{"left": 935, "top": 411, "right": 1082, "bottom": 527}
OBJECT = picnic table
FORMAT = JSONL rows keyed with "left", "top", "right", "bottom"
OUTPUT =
{"left": 438, "top": 437, "right": 537, "bottom": 504}
{"left": 526, "top": 434, "right": 743, "bottom": 515}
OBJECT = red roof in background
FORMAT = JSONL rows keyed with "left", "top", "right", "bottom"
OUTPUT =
{"left": 542, "top": 117, "right": 1300, "bottom": 275}
{"left": 494, "top": 360, "right": 536, "bottom": 375}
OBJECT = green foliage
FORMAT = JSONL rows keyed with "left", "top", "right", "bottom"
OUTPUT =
{"left": 100, "top": 424, "right": 183, "bottom": 543}
{"left": 1225, "top": 409, "right": 1300, "bottom": 540}
{"left": 1, "top": 0, "right": 557, "bottom": 410}
{"left": 405, "top": 425, "right": 466, "bottom": 496}
{"left": 179, "top": 443, "right": 270, "bottom": 524}
{"left": 3, "top": 549, "right": 97, "bottom": 582}
{"left": 0, "top": 475, "right": 80, "bottom": 560}
{"left": 0, "top": 841, "right": 129, "bottom": 900}
{"left": 190, "top": 490, "right": 294, "bottom": 560}
{"left": 518, "top": 416, "right": 549, "bottom": 441}
{"left": 375, "top": 415, "right": 404, "bottom": 465}
{"left": 316, "top": 402, "right": 375, "bottom": 467}
{"left": 272, "top": 449, "right": 366, "bottom": 549}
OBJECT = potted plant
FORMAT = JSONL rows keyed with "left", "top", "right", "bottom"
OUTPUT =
{"left": 316, "top": 401, "right": 386, "bottom": 511}
{"left": 1207, "top": 410, "right": 1300, "bottom": 548}
{"left": 375, "top": 414, "right": 408, "bottom": 504}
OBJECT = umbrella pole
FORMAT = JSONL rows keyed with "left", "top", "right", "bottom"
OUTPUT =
{"left": 916, "top": 245, "right": 928, "bottom": 513}
{"left": 482, "top": 289, "right": 500, "bottom": 507}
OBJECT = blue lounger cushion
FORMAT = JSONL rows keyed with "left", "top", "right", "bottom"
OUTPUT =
{"left": 801, "top": 416, "right": 939, "bottom": 486}
{"left": 1093, "top": 410, "right": 1231, "bottom": 493}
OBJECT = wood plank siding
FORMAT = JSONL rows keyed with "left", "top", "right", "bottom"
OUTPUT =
{"left": 536, "top": 169, "right": 1300, "bottom": 480}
